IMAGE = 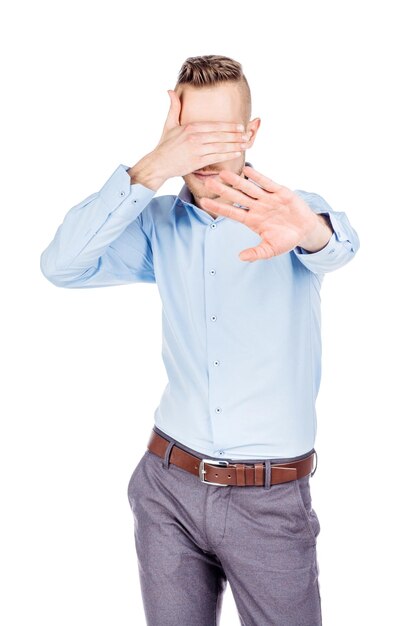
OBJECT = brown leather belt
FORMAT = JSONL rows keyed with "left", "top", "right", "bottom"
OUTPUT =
{"left": 147, "top": 430, "right": 317, "bottom": 487}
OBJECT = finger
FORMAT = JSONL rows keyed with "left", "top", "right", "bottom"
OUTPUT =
{"left": 199, "top": 197, "right": 249, "bottom": 223}
{"left": 203, "top": 177, "right": 258, "bottom": 209}
{"left": 239, "top": 241, "right": 276, "bottom": 262}
{"left": 198, "top": 141, "right": 250, "bottom": 155}
{"left": 163, "top": 90, "right": 181, "bottom": 131}
{"left": 199, "top": 130, "right": 249, "bottom": 144}
{"left": 199, "top": 151, "right": 243, "bottom": 166}
{"left": 187, "top": 121, "right": 245, "bottom": 133}
{"left": 242, "top": 165, "right": 282, "bottom": 193}
{"left": 216, "top": 170, "right": 267, "bottom": 200}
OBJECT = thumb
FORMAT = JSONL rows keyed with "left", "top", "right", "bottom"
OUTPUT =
{"left": 163, "top": 89, "right": 181, "bottom": 132}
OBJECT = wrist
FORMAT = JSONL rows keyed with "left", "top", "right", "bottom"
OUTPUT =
{"left": 298, "top": 214, "right": 333, "bottom": 252}
{"left": 128, "top": 152, "right": 167, "bottom": 192}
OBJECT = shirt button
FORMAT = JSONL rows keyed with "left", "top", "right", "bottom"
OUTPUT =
{"left": 215, "top": 407, "right": 222, "bottom": 413}
{"left": 210, "top": 315, "right": 217, "bottom": 322}
{"left": 132, "top": 198, "right": 137, "bottom": 203}
{"left": 213, "top": 360, "right": 220, "bottom": 366}
{"left": 120, "top": 191, "right": 125, "bottom": 196}
{"left": 218, "top": 450, "right": 225, "bottom": 455}
{"left": 209, "top": 269, "right": 216, "bottom": 275}
{"left": 210, "top": 223, "right": 217, "bottom": 229}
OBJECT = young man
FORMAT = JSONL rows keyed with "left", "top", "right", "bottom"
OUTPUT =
{"left": 40, "top": 55, "right": 360, "bottom": 626}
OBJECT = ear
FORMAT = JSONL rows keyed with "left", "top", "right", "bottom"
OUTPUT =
{"left": 243, "top": 117, "right": 261, "bottom": 148}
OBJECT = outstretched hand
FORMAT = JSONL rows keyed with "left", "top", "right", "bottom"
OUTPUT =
{"left": 200, "top": 165, "right": 333, "bottom": 261}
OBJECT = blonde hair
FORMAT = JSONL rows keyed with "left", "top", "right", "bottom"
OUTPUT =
{"left": 174, "top": 54, "right": 251, "bottom": 122}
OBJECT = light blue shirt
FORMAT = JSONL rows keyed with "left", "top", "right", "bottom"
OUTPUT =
{"left": 40, "top": 162, "right": 360, "bottom": 460}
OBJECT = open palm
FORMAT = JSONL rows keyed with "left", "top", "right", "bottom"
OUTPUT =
{"left": 200, "top": 165, "right": 322, "bottom": 262}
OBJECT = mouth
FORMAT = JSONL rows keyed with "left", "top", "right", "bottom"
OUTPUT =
{"left": 193, "top": 172, "right": 219, "bottom": 181}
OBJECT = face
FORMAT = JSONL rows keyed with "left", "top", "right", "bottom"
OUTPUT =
{"left": 176, "top": 82, "right": 261, "bottom": 217}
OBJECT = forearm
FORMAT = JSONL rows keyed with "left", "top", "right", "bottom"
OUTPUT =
{"left": 40, "top": 164, "right": 156, "bottom": 286}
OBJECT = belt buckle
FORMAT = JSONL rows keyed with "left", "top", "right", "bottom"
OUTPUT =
{"left": 199, "top": 458, "right": 229, "bottom": 486}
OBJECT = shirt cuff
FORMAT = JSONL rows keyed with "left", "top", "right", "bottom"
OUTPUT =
{"left": 291, "top": 190, "right": 359, "bottom": 274}
{"left": 97, "top": 163, "right": 157, "bottom": 222}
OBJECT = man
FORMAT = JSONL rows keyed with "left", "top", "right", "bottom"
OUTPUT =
{"left": 40, "top": 54, "right": 360, "bottom": 626}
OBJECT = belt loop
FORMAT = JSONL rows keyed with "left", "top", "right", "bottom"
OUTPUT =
{"left": 264, "top": 459, "right": 271, "bottom": 490}
{"left": 162, "top": 440, "right": 175, "bottom": 469}
{"left": 311, "top": 449, "right": 318, "bottom": 477}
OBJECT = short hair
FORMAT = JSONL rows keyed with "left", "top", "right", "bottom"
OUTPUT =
{"left": 174, "top": 54, "right": 251, "bottom": 123}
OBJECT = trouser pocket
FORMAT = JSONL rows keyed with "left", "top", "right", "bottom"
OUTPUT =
{"left": 292, "top": 475, "right": 321, "bottom": 543}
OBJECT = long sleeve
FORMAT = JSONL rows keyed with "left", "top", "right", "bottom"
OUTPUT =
{"left": 292, "top": 190, "right": 360, "bottom": 275}
{"left": 40, "top": 164, "right": 157, "bottom": 288}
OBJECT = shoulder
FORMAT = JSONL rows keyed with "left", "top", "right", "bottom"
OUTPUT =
{"left": 139, "top": 193, "right": 178, "bottom": 234}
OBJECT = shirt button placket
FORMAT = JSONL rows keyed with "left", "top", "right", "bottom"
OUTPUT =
{"left": 205, "top": 219, "right": 224, "bottom": 456}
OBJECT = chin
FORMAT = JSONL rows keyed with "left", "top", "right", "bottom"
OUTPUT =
{"left": 183, "top": 174, "right": 217, "bottom": 200}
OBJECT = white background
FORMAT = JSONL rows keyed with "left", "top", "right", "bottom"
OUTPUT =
{"left": 1, "top": 0, "right": 416, "bottom": 624}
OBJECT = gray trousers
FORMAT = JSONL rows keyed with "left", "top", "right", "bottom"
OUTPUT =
{"left": 127, "top": 427, "right": 322, "bottom": 626}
